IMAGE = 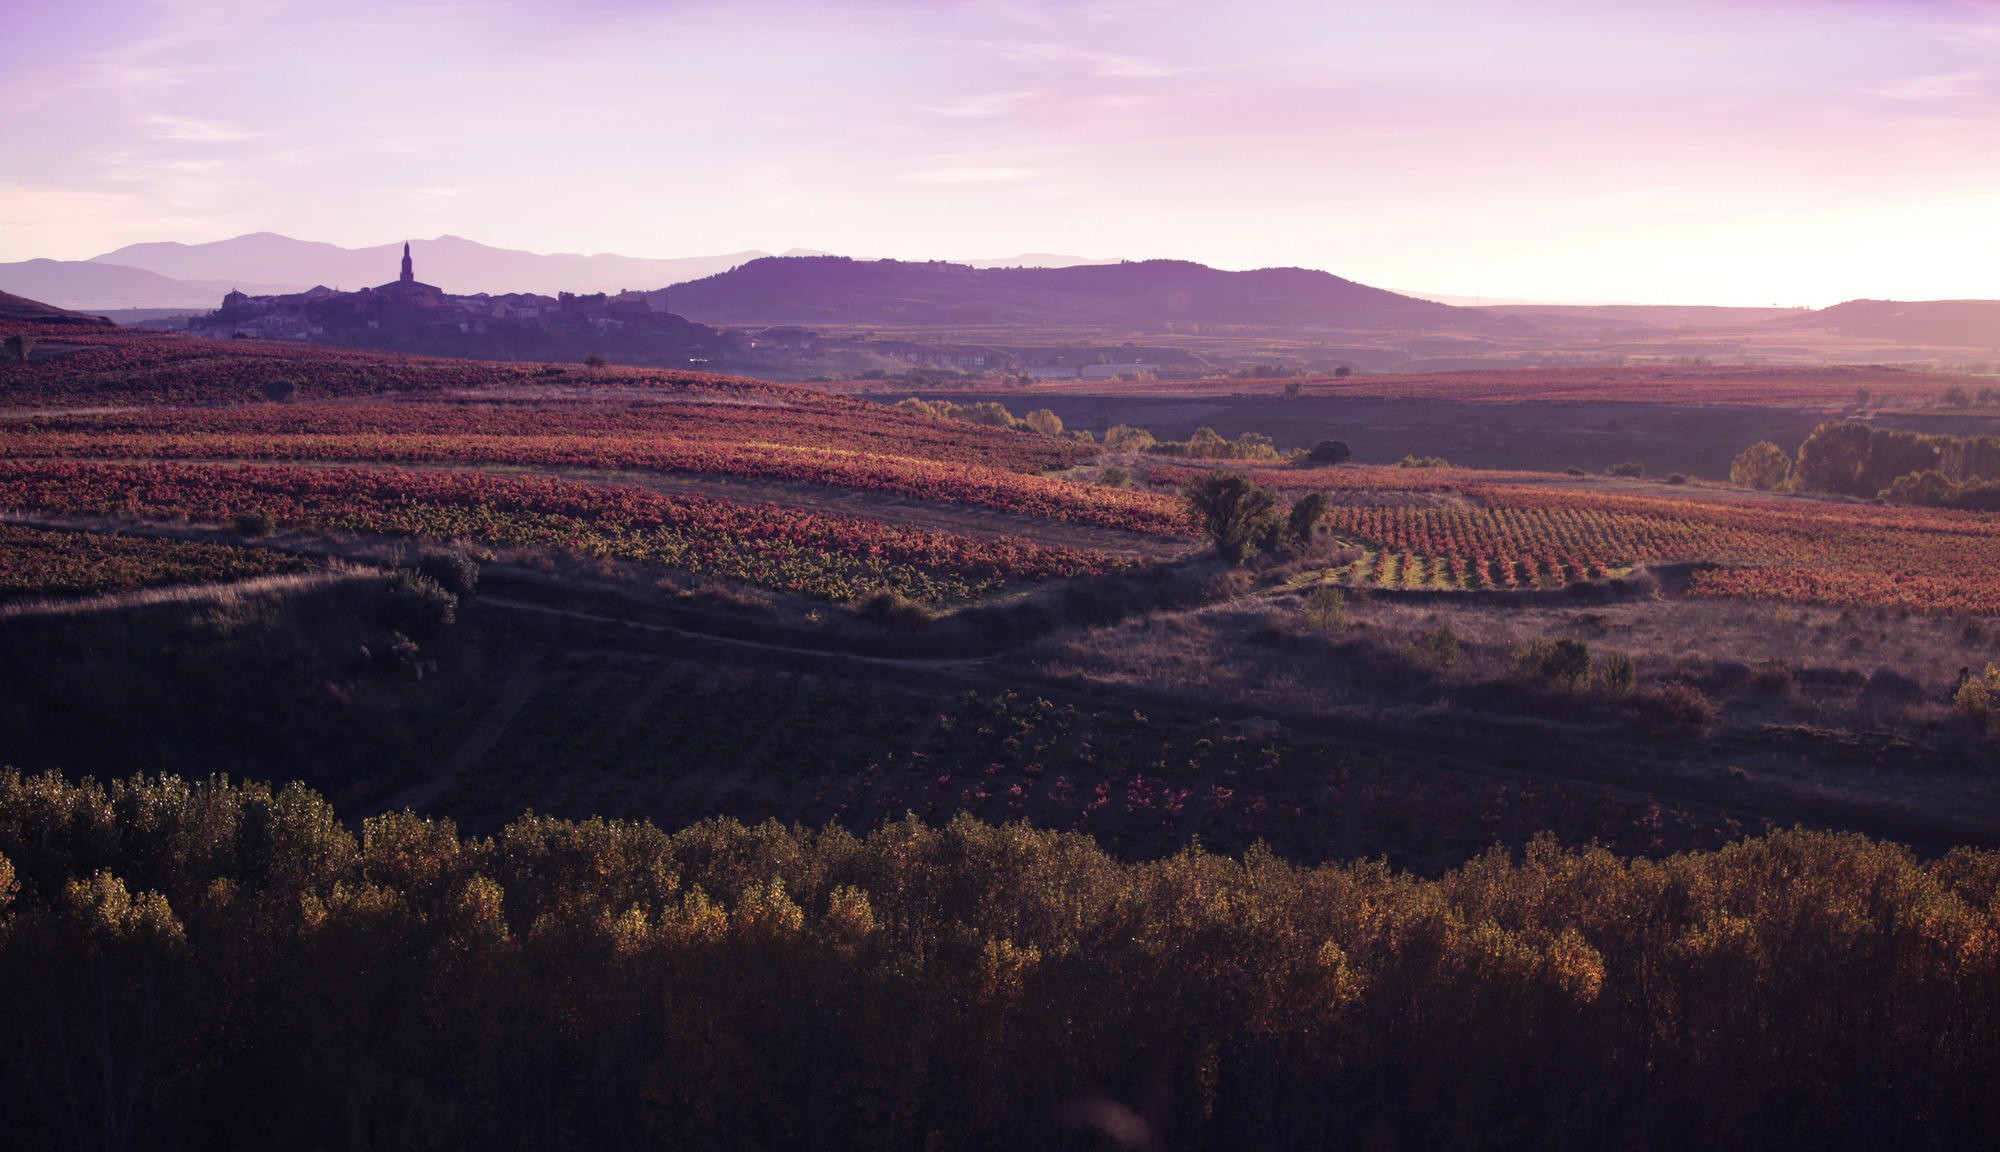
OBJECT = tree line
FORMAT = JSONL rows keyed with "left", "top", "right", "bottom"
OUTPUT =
{"left": 1736, "top": 421, "right": 2000, "bottom": 508}
{"left": 0, "top": 771, "right": 1995, "bottom": 1150}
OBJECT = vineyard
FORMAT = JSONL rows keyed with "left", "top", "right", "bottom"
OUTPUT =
{"left": 0, "top": 404, "right": 1186, "bottom": 535}
{"left": 0, "top": 521, "right": 316, "bottom": 603}
{"left": 430, "top": 653, "right": 1765, "bottom": 869}
{"left": 0, "top": 460, "right": 1129, "bottom": 603}
{"left": 839, "top": 364, "right": 1991, "bottom": 408}
{"left": 0, "top": 325, "right": 832, "bottom": 408}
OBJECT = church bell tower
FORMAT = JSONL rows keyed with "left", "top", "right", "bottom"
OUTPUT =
{"left": 400, "top": 242, "right": 414, "bottom": 284}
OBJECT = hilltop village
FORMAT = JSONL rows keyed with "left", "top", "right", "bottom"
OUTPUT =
{"left": 190, "top": 243, "right": 750, "bottom": 368}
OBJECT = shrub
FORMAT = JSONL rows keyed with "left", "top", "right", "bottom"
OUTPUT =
{"left": 1564, "top": 467, "right": 1588, "bottom": 478}
{"left": 1955, "top": 664, "right": 2000, "bottom": 724}
{"left": 1180, "top": 472, "right": 1280, "bottom": 566}
{"left": 261, "top": 379, "right": 298, "bottom": 403}
{"left": 232, "top": 509, "right": 276, "bottom": 537}
{"left": 417, "top": 549, "right": 481, "bottom": 597}
{"left": 1600, "top": 651, "right": 1637, "bottom": 696}
{"left": 1300, "top": 585, "right": 1351, "bottom": 633}
{"left": 1515, "top": 637, "right": 1592, "bottom": 690}
{"left": 1665, "top": 473, "right": 1690, "bottom": 486}
{"left": 1608, "top": 462, "right": 1645, "bottom": 479}
{"left": 851, "top": 589, "right": 935, "bottom": 631}
{"left": 584, "top": 354, "right": 608, "bottom": 369}
{"left": 382, "top": 572, "right": 458, "bottom": 640}
{"left": 1396, "top": 455, "right": 1450, "bottom": 469}
{"left": 1638, "top": 681, "right": 1719, "bottom": 726}
{"left": 5, "top": 333, "right": 36, "bottom": 363}
{"left": 1747, "top": 662, "right": 1794, "bottom": 695}
{"left": 1098, "top": 466, "right": 1130, "bottom": 488}
{"left": 1414, "top": 623, "right": 1462, "bottom": 671}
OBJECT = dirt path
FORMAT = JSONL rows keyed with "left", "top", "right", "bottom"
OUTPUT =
{"left": 482, "top": 596, "right": 991, "bottom": 673}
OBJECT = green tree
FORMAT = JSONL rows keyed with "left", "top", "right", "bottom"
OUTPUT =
{"left": 1286, "top": 491, "right": 1331, "bottom": 545}
{"left": 1023, "top": 409, "right": 1064, "bottom": 437}
{"left": 1180, "top": 472, "right": 1279, "bottom": 566}
{"left": 1305, "top": 440, "right": 1352, "bottom": 467}
{"left": 1729, "top": 441, "right": 1792, "bottom": 491}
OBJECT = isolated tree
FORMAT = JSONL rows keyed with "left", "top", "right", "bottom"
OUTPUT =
{"left": 1181, "top": 472, "right": 1279, "bottom": 566}
{"left": 1729, "top": 441, "right": 1792, "bottom": 490}
{"left": 1305, "top": 440, "right": 1352, "bottom": 467}
{"left": 1332, "top": 365, "right": 1354, "bottom": 379}
{"left": 261, "top": 379, "right": 297, "bottom": 403}
{"left": 1286, "top": 491, "right": 1332, "bottom": 545}
{"left": 584, "top": 354, "right": 608, "bottom": 369}
{"left": 4, "top": 333, "right": 32, "bottom": 363}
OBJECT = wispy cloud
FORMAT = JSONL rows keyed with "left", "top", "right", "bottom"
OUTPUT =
{"left": 1869, "top": 70, "right": 1988, "bottom": 99}
{"left": 148, "top": 115, "right": 258, "bottom": 142}
{"left": 903, "top": 166, "right": 1037, "bottom": 183}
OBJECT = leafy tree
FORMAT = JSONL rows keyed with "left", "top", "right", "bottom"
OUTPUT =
{"left": 261, "top": 379, "right": 297, "bottom": 403}
{"left": 4, "top": 333, "right": 33, "bottom": 364}
{"left": 584, "top": 354, "right": 608, "bottom": 369}
{"left": 1103, "top": 424, "right": 1157, "bottom": 452}
{"left": 1286, "top": 491, "right": 1331, "bottom": 545}
{"left": 1180, "top": 472, "right": 1279, "bottom": 565}
{"left": 1023, "top": 409, "right": 1064, "bottom": 437}
{"left": 1332, "top": 365, "right": 1353, "bottom": 379}
{"left": 1305, "top": 440, "right": 1352, "bottom": 467}
{"left": 1729, "top": 442, "right": 1792, "bottom": 490}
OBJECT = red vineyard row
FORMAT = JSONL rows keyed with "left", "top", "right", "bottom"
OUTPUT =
{"left": 0, "top": 460, "right": 1132, "bottom": 603}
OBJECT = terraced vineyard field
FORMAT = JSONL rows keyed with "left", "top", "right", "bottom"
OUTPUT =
{"left": 0, "top": 520, "right": 318, "bottom": 603}
{"left": 430, "top": 654, "right": 1768, "bottom": 869}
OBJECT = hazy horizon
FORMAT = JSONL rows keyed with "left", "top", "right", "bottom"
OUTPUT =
{"left": 6, "top": 0, "right": 1999, "bottom": 307}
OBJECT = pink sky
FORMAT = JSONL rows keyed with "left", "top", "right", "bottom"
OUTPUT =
{"left": 4, "top": 0, "right": 1998, "bottom": 305}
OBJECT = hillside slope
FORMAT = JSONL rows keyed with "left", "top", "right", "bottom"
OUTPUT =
{"left": 0, "top": 289, "right": 113, "bottom": 327}
{"left": 668, "top": 256, "right": 1493, "bottom": 331}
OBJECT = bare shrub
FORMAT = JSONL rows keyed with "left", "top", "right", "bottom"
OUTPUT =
{"left": 381, "top": 572, "right": 458, "bottom": 640}
{"left": 1600, "top": 651, "right": 1637, "bottom": 696}
{"left": 851, "top": 589, "right": 935, "bottom": 631}
{"left": 417, "top": 549, "right": 480, "bottom": 597}
{"left": 1637, "top": 681, "right": 1718, "bottom": 726}
{"left": 1300, "top": 586, "right": 1352, "bottom": 633}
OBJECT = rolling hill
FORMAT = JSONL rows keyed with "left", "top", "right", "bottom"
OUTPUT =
{"left": 665, "top": 256, "right": 1488, "bottom": 331}
{"left": 0, "top": 289, "right": 113, "bottom": 327}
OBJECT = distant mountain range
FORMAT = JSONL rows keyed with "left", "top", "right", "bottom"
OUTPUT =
{"left": 0, "top": 234, "right": 1116, "bottom": 311}
{"left": 665, "top": 256, "right": 1480, "bottom": 331}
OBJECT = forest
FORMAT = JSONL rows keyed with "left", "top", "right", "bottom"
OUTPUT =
{"left": 0, "top": 772, "right": 1996, "bottom": 1152}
